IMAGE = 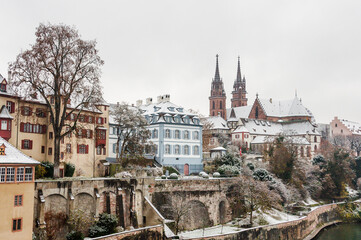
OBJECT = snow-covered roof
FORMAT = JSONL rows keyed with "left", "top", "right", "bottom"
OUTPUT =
{"left": 0, "top": 137, "right": 40, "bottom": 165}
{"left": 139, "top": 101, "right": 196, "bottom": 117}
{"left": 226, "top": 105, "right": 252, "bottom": 119}
{"left": 258, "top": 97, "right": 312, "bottom": 118}
{"left": 340, "top": 119, "right": 361, "bottom": 135}
{"left": 205, "top": 116, "right": 229, "bottom": 130}
{"left": 0, "top": 106, "right": 13, "bottom": 119}
{"left": 251, "top": 135, "right": 310, "bottom": 145}
{"left": 232, "top": 126, "right": 249, "bottom": 133}
{"left": 235, "top": 119, "right": 320, "bottom": 136}
{"left": 210, "top": 146, "right": 227, "bottom": 151}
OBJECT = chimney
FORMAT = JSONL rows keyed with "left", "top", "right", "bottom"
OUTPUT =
{"left": 269, "top": 98, "right": 272, "bottom": 103}
{"left": 157, "top": 95, "right": 163, "bottom": 103}
{"left": 136, "top": 100, "right": 143, "bottom": 107}
{"left": 163, "top": 94, "right": 170, "bottom": 102}
{"left": 146, "top": 98, "right": 153, "bottom": 105}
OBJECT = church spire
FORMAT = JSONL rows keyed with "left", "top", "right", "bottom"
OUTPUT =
{"left": 236, "top": 56, "right": 242, "bottom": 83}
{"left": 214, "top": 54, "right": 221, "bottom": 81}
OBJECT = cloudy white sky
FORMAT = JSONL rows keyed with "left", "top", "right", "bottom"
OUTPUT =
{"left": 1, "top": 0, "right": 361, "bottom": 123}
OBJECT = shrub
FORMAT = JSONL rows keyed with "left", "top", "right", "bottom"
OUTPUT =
{"left": 253, "top": 168, "right": 272, "bottom": 181}
{"left": 88, "top": 213, "right": 118, "bottom": 237}
{"left": 35, "top": 165, "right": 47, "bottom": 179}
{"left": 42, "top": 161, "right": 54, "bottom": 178}
{"left": 217, "top": 165, "right": 240, "bottom": 177}
{"left": 312, "top": 155, "right": 326, "bottom": 166}
{"left": 163, "top": 166, "right": 180, "bottom": 175}
{"left": 66, "top": 231, "right": 84, "bottom": 240}
{"left": 247, "top": 162, "right": 255, "bottom": 171}
{"left": 65, "top": 163, "right": 75, "bottom": 177}
{"left": 168, "top": 173, "right": 178, "bottom": 179}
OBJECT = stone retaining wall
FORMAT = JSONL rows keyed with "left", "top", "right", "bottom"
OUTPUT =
{"left": 183, "top": 202, "right": 353, "bottom": 240}
{"left": 86, "top": 225, "right": 164, "bottom": 240}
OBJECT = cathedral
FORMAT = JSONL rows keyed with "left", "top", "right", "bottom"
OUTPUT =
{"left": 209, "top": 55, "right": 247, "bottom": 119}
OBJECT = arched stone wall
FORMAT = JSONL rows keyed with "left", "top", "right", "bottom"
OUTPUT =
{"left": 74, "top": 193, "right": 95, "bottom": 218}
{"left": 45, "top": 194, "right": 67, "bottom": 213}
{"left": 182, "top": 200, "right": 211, "bottom": 230}
{"left": 219, "top": 200, "right": 226, "bottom": 224}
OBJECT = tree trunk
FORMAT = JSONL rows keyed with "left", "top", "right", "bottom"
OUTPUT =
{"left": 53, "top": 137, "right": 61, "bottom": 178}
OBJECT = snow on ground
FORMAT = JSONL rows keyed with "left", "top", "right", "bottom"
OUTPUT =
{"left": 179, "top": 208, "right": 301, "bottom": 239}
{"left": 346, "top": 185, "right": 359, "bottom": 198}
{"left": 303, "top": 197, "right": 319, "bottom": 205}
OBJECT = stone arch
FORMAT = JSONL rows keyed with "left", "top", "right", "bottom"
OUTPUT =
{"left": 135, "top": 190, "right": 143, "bottom": 226}
{"left": 45, "top": 194, "right": 67, "bottom": 214}
{"left": 219, "top": 200, "right": 226, "bottom": 224}
{"left": 74, "top": 192, "right": 95, "bottom": 218}
{"left": 182, "top": 200, "right": 211, "bottom": 230}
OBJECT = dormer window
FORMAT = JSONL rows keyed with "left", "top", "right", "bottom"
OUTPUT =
{"left": 176, "top": 108, "right": 184, "bottom": 113}
{"left": 0, "top": 79, "right": 7, "bottom": 92}
{"left": 0, "top": 144, "right": 6, "bottom": 155}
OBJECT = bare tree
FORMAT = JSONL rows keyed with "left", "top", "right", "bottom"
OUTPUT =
{"left": 347, "top": 135, "right": 361, "bottom": 156}
{"left": 171, "top": 194, "right": 191, "bottom": 234}
{"left": 9, "top": 23, "right": 104, "bottom": 178}
{"left": 240, "top": 176, "right": 282, "bottom": 226}
{"left": 110, "top": 103, "right": 151, "bottom": 164}
{"left": 200, "top": 117, "right": 214, "bottom": 152}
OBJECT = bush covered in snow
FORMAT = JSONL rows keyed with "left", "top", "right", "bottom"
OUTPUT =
{"left": 253, "top": 168, "right": 272, "bottom": 181}
{"left": 217, "top": 165, "right": 240, "bottom": 177}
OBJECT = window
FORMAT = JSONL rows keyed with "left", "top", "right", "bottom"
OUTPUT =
{"left": 36, "top": 108, "right": 46, "bottom": 118}
{"left": 235, "top": 134, "right": 240, "bottom": 139}
{"left": 88, "top": 116, "right": 93, "bottom": 123}
{"left": 194, "top": 146, "right": 199, "bottom": 155}
{"left": 49, "top": 132, "right": 53, "bottom": 139}
{"left": 20, "top": 123, "right": 46, "bottom": 134}
{"left": 314, "top": 136, "right": 317, "bottom": 142}
{"left": 113, "top": 143, "right": 117, "bottom": 153}
{"left": 0, "top": 167, "right": 5, "bottom": 182}
{"left": 97, "top": 117, "right": 103, "bottom": 124}
{"left": 25, "top": 167, "right": 33, "bottom": 181}
{"left": 184, "top": 145, "right": 189, "bottom": 155}
{"left": 78, "top": 144, "right": 88, "bottom": 154}
{"left": 255, "top": 107, "right": 259, "bottom": 119}
{"left": 194, "top": 131, "right": 199, "bottom": 140}
{"left": 184, "top": 131, "right": 189, "bottom": 140}
{"left": 6, "top": 101, "right": 15, "bottom": 113}
{"left": 335, "top": 123, "right": 338, "bottom": 127}
{"left": 212, "top": 101, "right": 215, "bottom": 109}
{"left": 22, "top": 140, "right": 32, "bottom": 150}
{"left": 87, "top": 129, "right": 91, "bottom": 138}
{"left": 103, "top": 147, "right": 106, "bottom": 155}
{"left": 48, "top": 147, "right": 52, "bottom": 155}
{"left": 14, "top": 195, "right": 23, "bottom": 206}
{"left": 300, "top": 147, "right": 304, "bottom": 157}
{"left": 0, "top": 83, "right": 6, "bottom": 92}
{"left": 66, "top": 144, "right": 71, "bottom": 153}
{"left": 41, "top": 146, "right": 45, "bottom": 154}
{"left": 341, "top": 129, "right": 343, "bottom": 133}
{"left": 165, "top": 144, "right": 171, "bottom": 154}
{"left": 22, "top": 106, "right": 31, "bottom": 116}
{"left": 1, "top": 120, "right": 8, "bottom": 130}
{"left": 152, "top": 129, "right": 158, "bottom": 138}
{"left": 153, "top": 145, "right": 158, "bottom": 154}
{"left": 17, "top": 167, "right": 24, "bottom": 182}
{"left": 220, "top": 101, "right": 222, "bottom": 109}
{"left": 6, "top": 167, "right": 15, "bottom": 182}
{"left": 175, "top": 130, "right": 180, "bottom": 139}
{"left": 175, "top": 145, "right": 180, "bottom": 155}
{"left": 165, "top": 129, "right": 171, "bottom": 138}
{"left": 12, "top": 219, "right": 22, "bottom": 231}
{"left": 97, "top": 146, "right": 102, "bottom": 155}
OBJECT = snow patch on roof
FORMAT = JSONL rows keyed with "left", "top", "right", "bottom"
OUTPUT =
{"left": 0, "top": 137, "right": 40, "bottom": 165}
{"left": 258, "top": 97, "right": 311, "bottom": 118}
{"left": 206, "top": 116, "right": 229, "bottom": 130}
{"left": 340, "top": 119, "right": 361, "bottom": 135}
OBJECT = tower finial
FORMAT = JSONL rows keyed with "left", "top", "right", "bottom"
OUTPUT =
{"left": 236, "top": 56, "right": 241, "bottom": 82}
{"left": 214, "top": 54, "right": 221, "bottom": 81}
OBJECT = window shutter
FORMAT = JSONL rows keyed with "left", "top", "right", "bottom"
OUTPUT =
{"left": 104, "top": 118, "right": 107, "bottom": 124}
{"left": 86, "top": 145, "right": 89, "bottom": 154}
{"left": 21, "top": 107, "right": 24, "bottom": 116}
{"left": 20, "top": 122, "right": 24, "bottom": 132}
{"left": 90, "top": 130, "right": 93, "bottom": 138}
{"left": 21, "top": 140, "right": 24, "bottom": 149}
{"left": 77, "top": 144, "right": 79, "bottom": 153}
{"left": 103, "top": 147, "right": 106, "bottom": 155}
{"left": 29, "top": 140, "right": 33, "bottom": 149}
{"left": 11, "top": 102, "right": 15, "bottom": 113}
{"left": 82, "top": 129, "right": 86, "bottom": 138}
{"left": 28, "top": 107, "right": 32, "bottom": 116}
{"left": 42, "top": 125, "right": 47, "bottom": 134}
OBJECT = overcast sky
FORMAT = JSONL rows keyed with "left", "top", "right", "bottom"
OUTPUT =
{"left": 1, "top": 0, "right": 361, "bottom": 123}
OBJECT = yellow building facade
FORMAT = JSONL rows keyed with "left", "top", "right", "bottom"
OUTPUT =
{"left": 0, "top": 137, "right": 39, "bottom": 240}
{"left": 0, "top": 77, "right": 109, "bottom": 177}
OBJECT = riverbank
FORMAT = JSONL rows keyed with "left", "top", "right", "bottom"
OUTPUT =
{"left": 180, "top": 201, "right": 361, "bottom": 240}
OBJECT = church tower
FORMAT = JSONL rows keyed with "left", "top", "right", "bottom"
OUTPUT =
{"left": 209, "top": 55, "right": 227, "bottom": 119}
{"left": 231, "top": 57, "right": 248, "bottom": 107}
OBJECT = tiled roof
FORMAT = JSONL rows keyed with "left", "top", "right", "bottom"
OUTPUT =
{"left": 251, "top": 135, "right": 310, "bottom": 145}
{"left": 258, "top": 97, "right": 311, "bottom": 118}
{"left": 340, "top": 119, "right": 361, "bottom": 135}
{"left": 206, "top": 116, "right": 229, "bottom": 130}
{"left": 226, "top": 105, "right": 252, "bottom": 119}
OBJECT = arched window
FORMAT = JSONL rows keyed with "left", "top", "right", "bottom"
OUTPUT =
{"left": 212, "top": 101, "right": 215, "bottom": 109}
{"left": 153, "top": 145, "right": 158, "bottom": 154}
{"left": 165, "top": 129, "right": 171, "bottom": 138}
{"left": 314, "top": 136, "right": 317, "bottom": 142}
{"left": 152, "top": 129, "right": 158, "bottom": 138}
{"left": 300, "top": 147, "right": 304, "bottom": 157}
{"left": 184, "top": 130, "right": 189, "bottom": 139}
{"left": 194, "top": 146, "right": 199, "bottom": 155}
{"left": 165, "top": 144, "right": 171, "bottom": 154}
{"left": 307, "top": 146, "right": 311, "bottom": 157}
{"left": 220, "top": 101, "right": 223, "bottom": 109}
{"left": 175, "top": 145, "right": 180, "bottom": 155}
{"left": 175, "top": 130, "right": 180, "bottom": 139}
{"left": 255, "top": 106, "right": 259, "bottom": 119}
{"left": 184, "top": 145, "right": 189, "bottom": 155}
{"left": 314, "top": 145, "right": 317, "bottom": 152}
{"left": 194, "top": 131, "right": 199, "bottom": 140}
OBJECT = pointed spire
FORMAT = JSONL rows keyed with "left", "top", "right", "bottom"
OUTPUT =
{"left": 236, "top": 56, "right": 242, "bottom": 82}
{"left": 214, "top": 54, "right": 221, "bottom": 81}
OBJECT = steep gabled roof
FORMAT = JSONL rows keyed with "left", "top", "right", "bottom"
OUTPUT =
{"left": 0, "top": 105, "right": 13, "bottom": 119}
{"left": 340, "top": 119, "right": 361, "bottom": 135}
{"left": 206, "top": 116, "right": 229, "bottom": 130}
{"left": 226, "top": 105, "right": 252, "bottom": 119}
{"left": 258, "top": 97, "right": 311, "bottom": 118}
